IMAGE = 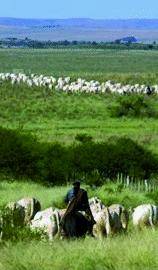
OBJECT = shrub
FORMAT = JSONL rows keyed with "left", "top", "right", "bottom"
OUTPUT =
{"left": 71, "top": 138, "right": 158, "bottom": 182}
{"left": 109, "top": 95, "right": 158, "bottom": 118}
{"left": 107, "top": 137, "right": 158, "bottom": 179}
{"left": 0, "top": 127, "right": 42, "bottom": 178}
{"left": 0, "top": 127, "right": 158, "bottom": 185}
{"left": 75, "top": 133, "right": 93, "bottom": 143}
{"left": 0, "top": 207, "right": 41, "bottom": 241}
{"left": 145, "top": 191, "right": 158, "bottom": 205}
{"left": 43, "top": 143, "right": 72, "bottom": 185}
{"left": 71, "top": 141, "right": 96, "bottom": 175}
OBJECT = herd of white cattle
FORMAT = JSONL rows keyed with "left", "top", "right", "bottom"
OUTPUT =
{"left": 0, "top": 72, "right": 157, "bottom": 94}
{"left": 0, "top": 197, "right": 158, "bottom": 240}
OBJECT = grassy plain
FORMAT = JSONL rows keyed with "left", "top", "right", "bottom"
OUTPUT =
{"left": 1, "top": 82, "right": 158, "bottom": 153}
{"left": 0, "top": 180, "right": 158, "bottom": 270}
{"left": 1, "top": 48, "right": 158, "bottom": 269}
{"left": 1, "top": 230, "right": 158, "bottom": 270}
{"left": 1, "top": 48, "right": 158, "bottom": 148}
{"left": 1, "top": 179, "right": 157, "bottom": 209}
{"left": 1, "top": 48, "right": 158, "bottom": 84}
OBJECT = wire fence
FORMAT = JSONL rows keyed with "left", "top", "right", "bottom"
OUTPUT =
{"left": 117, "top": 174, "right": 158, "bottom": 193}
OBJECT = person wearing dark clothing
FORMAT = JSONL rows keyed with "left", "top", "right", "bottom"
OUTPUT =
{"left": 65, "top": 182, "right": 90, "bottom": 211}
{"left": 60, "top": 180, "right": 95, "bottom": 237}
{"left": 65, "top": 181, "right": 95, "bottom": 217}
{"left": 146, "top": 86, "right": 152, "bottom": 96}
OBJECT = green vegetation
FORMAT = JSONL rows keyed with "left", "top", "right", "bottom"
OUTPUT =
{"left": 1, "top": 48, "right": 158, "bottom": 269}
{"left": 108, "top": 95, "right": 158, "bottom": 118}
{"left": 1, "top": 179, "right": 157, "bottom": 210}
{"left": 0, "top": 180, "right": 158, "bottom": 270}
{"left": 1, "top": 127, "right": 157, "bottom": 183}
{"left": 0, "top": 179, "right": 67, "bottom": 209}
{"left": 1, "top": 230, "right": 158, "bottom": 270}
{"left": 1, "top": 37, "right": 158, "bottom": 51}
{"left": 1, "top": 48, "right": 158, "bottom": 84}
{"left": 1, "top": 82, "right": 158, "bottom": 154}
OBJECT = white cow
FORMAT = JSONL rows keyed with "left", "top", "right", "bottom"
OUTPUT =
{"left": 17, "top": 197, "right": 41, "bottom": 224}
{"left": 108, "top": 204, "right": 129, "bottom": 233}
{"left": 30, "top": 207, "right": 65, "bottom": 240}
{"left": 89, "top": 197, "right": 105, "bottom": 213}
{"left": 132, "top": 204, "right": 158, "bottom": 229}
{"left": 89, "top": 198, "right": 129, "bottom": 237}
{"left": 92, "top": 207, "right": 111, "bottom": 238}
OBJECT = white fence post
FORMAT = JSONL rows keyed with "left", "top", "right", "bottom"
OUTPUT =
{"left": 144, "top": 179, "right": 148, "bottom": 192}
{"left": 126, "top": 175, "right": 130, "bottom": 187}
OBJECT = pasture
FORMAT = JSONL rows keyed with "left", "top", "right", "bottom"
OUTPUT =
{"left": 1, "top": 230, "right": 158, "bottom": 270}
{"left": 1, "top": 48, "right": 158, "bottom": 84}
{"left": 0, "top": 180, "right": 158, "bottom": 270}
{"left": 1, "top": 48, "right": 158, "bottom": 269}
{"left": 1, "top": 81, "right": 158, "bottom": 154}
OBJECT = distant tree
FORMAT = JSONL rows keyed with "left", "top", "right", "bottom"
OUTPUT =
{"left": 148, "top": 44, "right": 153, "bottom": 50}
{"left": 92, "top": 41, "right": 97, "bottom": 46}
{"left": 72, "top": 40, "right": 78, "bottom": 45}
{"left": 115, "top": 39, "right": 121, "bottom": 44}
{"left": 62, "top": 40, "right": 70, "bottom": 46}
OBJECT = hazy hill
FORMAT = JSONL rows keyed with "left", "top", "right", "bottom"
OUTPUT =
{"left": 0, "top": 17, "right": 158, "bottom": 42}
{"left": 1, "top": 17, "right": 158, "bottom": 29}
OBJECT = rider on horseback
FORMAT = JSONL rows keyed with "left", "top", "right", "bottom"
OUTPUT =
{"left": 60, "top": 180, "right": 96, "bottom": 236}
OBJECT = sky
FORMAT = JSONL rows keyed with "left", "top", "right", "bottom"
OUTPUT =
{"left": 0, "top": 0, "right": 158, "bottom": 19}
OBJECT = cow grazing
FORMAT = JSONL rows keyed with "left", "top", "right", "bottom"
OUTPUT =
{"left": 89, "top": 198, "right": 129, "bottom": 238}
{"left": 132, "top": 204, "right": 158, "bottom": 229}
{"left": 30, "top": 207, "right": 64, "bottom": 240}
{"left": 17, "top": 197, "right": 41, "bottom": 224}
{"left": 108, "top": 204, "right": 129, "bottom": 233}
{"left": 92, "top": 207, "right": 111, "bottom": 238}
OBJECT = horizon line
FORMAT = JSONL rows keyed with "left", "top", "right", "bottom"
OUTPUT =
{"left": 1, "top": 16, "right": 158, "bottom": 21}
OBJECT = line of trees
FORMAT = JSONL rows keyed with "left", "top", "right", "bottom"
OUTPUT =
{"left": 0, "top": 38, "right": 157, "bottom": 50}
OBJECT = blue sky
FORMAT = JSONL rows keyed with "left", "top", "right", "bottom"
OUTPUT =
{"left": 0, "top": 0, "right": 158, "bottom": 19}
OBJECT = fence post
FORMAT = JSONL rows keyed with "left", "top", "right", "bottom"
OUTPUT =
{"left": 126, "top": 175, "right": 130, "bottom": 187}
{"left": 144, "top": 179, "right": 148, "bottom": 192}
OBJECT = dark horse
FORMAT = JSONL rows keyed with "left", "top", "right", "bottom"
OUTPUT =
{"left": 62, "top": 211, "right": 91, "bottom": 238}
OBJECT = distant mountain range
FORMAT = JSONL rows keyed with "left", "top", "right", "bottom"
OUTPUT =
{"left": 0, "top": 17, "right": 158, "bottom": 42}
{"left": 1, "top": 17, "right": 158, "bottom": 29}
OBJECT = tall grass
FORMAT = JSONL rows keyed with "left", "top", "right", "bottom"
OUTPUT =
{"left": 0, "top": 230, "right": 158, "bottom": 270}
{"left": 0, "top": 178, "right": 68, "bottom": 209}
{"left": 0, "top": 179, "right": 157, "bottom": 210}
{"left": 0, "top": 180, "right": 158, "bottom": 269}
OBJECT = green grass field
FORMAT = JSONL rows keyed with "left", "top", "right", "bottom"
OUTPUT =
{"left": 1, "top": 82, "right": 158, "bottom": 153}
{"left": 1, "top": 48, "right": 158, "bottom": 84}
{"left": 1, "top": 178, "right": 157, "bottom": 209}
{"left": 1, "top": 230, "right": 158, "bottom": 270}
{"left": 1, "top": 48, "right": 158, "bottom": 269}
{"left": 0, "top": 180, "right": 158, "bottom": 270}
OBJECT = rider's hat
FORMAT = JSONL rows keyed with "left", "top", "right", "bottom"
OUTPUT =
{"left": 73, "top": 180, "right": 80, "bottom": 187}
